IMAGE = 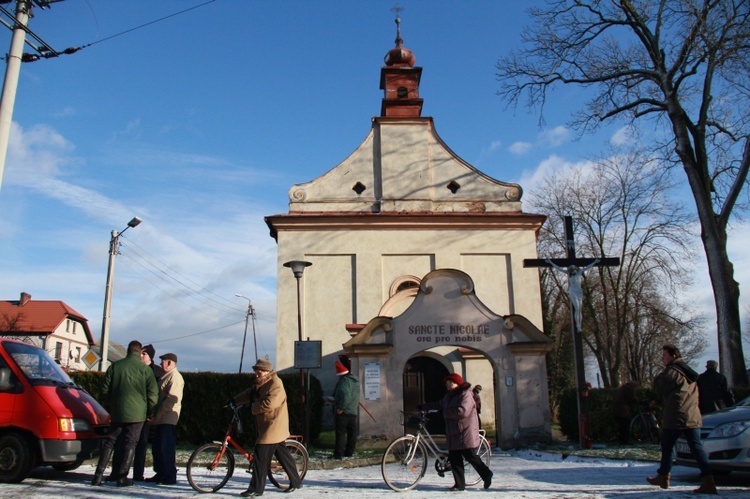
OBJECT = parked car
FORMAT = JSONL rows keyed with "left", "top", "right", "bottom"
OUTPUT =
{"left": 675, "top": 395, "right": 750, "bottom": 473}
{"left": 0, "top": 338, "right": 110, "bottom": 483}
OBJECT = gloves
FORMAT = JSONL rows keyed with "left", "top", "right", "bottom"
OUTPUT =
{"left": 225, "top": 398, "right": 237, "bottom": 409}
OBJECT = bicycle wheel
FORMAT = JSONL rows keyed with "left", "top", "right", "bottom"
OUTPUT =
{"left": 187, "top": 443, "right": 236, "bottom": 493}
{"left": 381, "top": 435, "right": 427, "bottom": 492}
{"left": 465, "top": 436, "right": 492, "bottom": 486}
{"left": 268, "top": 439, "right": 309, "bottom": 489}
{"left": 630, "top": 415, "right": 659, "bottom": 443}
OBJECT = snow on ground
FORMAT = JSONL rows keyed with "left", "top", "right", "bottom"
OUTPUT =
{"left": 1, "top": 450, "right": 748, "bottom": 498}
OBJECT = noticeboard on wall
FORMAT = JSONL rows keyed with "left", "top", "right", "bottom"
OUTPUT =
{"left": 364, "top": 362, "right": 381, "bottom": 401}
{"left": 293, "top": 340, "right": 322, "bottom": 369}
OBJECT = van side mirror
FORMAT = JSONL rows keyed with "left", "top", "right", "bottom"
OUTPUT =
{"left": 0, "top": 367, "right": 15, "bottom": 392}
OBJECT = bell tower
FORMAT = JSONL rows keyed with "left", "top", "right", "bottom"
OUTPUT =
{"left": 380, "top": 15, "right": 423, "bottom": 118}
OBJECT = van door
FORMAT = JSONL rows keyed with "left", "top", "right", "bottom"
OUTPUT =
{"left": 0, "top": 355, "right": 20, "bottom": 424}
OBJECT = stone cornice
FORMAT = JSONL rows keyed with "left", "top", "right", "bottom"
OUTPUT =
{"left": 265, "top": 212, "right": 546, "bottom": 239}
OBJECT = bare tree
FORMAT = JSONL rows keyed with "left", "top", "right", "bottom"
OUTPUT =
{"left": 497, "top": 0, "right": 750, "bottom": 385}
{"left": 530, "top": 147, "right": 705, "bottom": 387}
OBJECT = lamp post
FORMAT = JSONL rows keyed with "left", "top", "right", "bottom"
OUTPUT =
{"left": 234, "top": 293, "right": 257, "bottom": 373}
{"left": 98, "top": 216, "right": 142, "bottom": 371}
{"left": 283, "top": 260, "right": 312, "bottom": 445}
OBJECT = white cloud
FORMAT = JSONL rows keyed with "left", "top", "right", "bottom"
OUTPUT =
{"left": 539, "top": 125, "right": 571, "bottom": 147}
{"left": 509, "top": 141, "right": 532, "bottom": 155}
{"left": 610, "top": 126, "right": 635, "bottom": 146}
{"left": 0, "top": 121, "right": 285, "bottom": 372}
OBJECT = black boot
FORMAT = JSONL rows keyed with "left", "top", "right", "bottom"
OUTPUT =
{"left": 116, "top": 448, "right": 136, "bottom": 487}
{"left": 105, "top": 443, "right": 123, "bottom": 482}
{"left": 91, "top": 446, "right": 113, "bottom": 486}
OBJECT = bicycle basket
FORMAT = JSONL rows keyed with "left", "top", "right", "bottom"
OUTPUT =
{"left": 401, "top": 412, "right": 422, "bottom": 428}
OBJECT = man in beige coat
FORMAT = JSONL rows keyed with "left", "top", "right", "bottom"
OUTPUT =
{"left": 230, "top": 359, "right": 302, "bottom": 497}
{"left": 147, "top": 353, "right": 184, "bottom": 485}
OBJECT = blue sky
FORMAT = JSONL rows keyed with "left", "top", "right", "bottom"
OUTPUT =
{"left": 0, "top": 0, "right": 747, "bottom": 374}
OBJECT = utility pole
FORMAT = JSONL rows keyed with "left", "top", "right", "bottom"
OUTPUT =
{"left": 0, "top": 0, "right": 74, "bottom": 193}
{"left": 0, "top": 0, "right": 30, "bottom": 192}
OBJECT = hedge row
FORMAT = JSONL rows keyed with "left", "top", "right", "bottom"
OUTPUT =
{"left": 71, "top": 371, "right": 324, "bottom": 446}
{"left": 558, "top": 386, "right": 750, "bottom": 442}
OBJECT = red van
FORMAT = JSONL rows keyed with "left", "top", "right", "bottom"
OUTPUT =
{"left": 0, "top": 338, "right": 110, "bottom": 482}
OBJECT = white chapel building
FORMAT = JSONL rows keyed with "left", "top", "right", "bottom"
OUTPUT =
{"left": 265, "top": 21, "right": 553, "bottom": 448}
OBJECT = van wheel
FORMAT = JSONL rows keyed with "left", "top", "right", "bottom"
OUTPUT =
{"left": 0, "top": 433, "right": 36, "bottom": 483}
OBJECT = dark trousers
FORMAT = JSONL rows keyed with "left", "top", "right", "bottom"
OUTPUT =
{"left": 658, "top": 428, "right": 712, "bottom": 477}
{"left": 152, "top": 424, "right": 177, "bottom": 482}
{"left": 448, "top": 448, "right": 493, "bottom": 489}
{"left": 247, "top": 442, "right": 302, "bottom": 494}
{"left": 99, "top": 421, "right": 144, "bottom": 477}
{"left": 334, "top": 413, "right": 357, "bottom": 458}
{"left": 131, "top": 421, "right": 150, "bottom": 479}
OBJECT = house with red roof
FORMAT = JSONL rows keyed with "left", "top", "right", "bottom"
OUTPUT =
{"left": 0, "top": 292, "right": 96, "bottom": 371}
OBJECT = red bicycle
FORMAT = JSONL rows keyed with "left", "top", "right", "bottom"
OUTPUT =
{"left": 186, "top": 405, "right": 308, "bottom": 493}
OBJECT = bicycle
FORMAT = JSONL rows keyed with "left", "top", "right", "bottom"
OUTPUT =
{"left": 186, "top": 405, "right": 309, "bottom": 493}
{"left": 629, "top": 405, "right": 660, "bottom": 444}
{"left": 381, "top": 410, "right": 492, "bottom": 492}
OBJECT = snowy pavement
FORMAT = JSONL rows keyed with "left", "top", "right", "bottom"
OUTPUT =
{"left": 1, "top": 450, "right": 748, "bottom": 498}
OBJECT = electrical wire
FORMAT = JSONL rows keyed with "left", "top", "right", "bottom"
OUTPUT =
{"left": 119, "top": 237, "right": 244, "bottom": 315}
{"left": 150, "top": 320, "right": 246, "bottom": 345}
{"left": 82, "top": 0, "right": 217, "bottom": 49}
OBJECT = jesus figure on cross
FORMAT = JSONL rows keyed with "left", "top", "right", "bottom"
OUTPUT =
{"left": 546, "top": 260, "right": 599, "bottom": 331}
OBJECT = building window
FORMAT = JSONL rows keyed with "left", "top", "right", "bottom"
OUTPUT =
{"left": 54, "top": 342, "right": 63, "bottom": 361}
{"left": 66, "top": 320, "right": 71, "bottom": 332}
{"left": 75, "top": 347, "right": 81, "bottom": 362}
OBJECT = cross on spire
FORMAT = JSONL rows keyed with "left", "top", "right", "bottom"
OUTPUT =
{"left": 391, "top": 3, "right": 404, "bottom": 43}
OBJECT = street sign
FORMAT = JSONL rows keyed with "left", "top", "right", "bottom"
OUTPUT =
{"left": 82, "top": 348, "right": 100, "bottom": 370}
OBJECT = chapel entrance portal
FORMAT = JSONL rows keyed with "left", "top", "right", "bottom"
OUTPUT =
{"left": 403, "top": 356, "right": 448, "bottom": 435}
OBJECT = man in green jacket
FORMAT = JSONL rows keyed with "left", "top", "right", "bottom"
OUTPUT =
{"left": 92, "top": 340, "right": 158, "bottom": 487}
{"left": 332, "top": 360, "right": 360, "bottom": 459}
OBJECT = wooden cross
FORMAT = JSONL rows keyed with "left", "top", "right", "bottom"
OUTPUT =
{"left": 524, "top": 216, "right": 620, "bottom": 449}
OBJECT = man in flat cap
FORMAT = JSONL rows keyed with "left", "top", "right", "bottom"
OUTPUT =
{"left": 229, "top": 358, "right": 302, "bottom": 496}
{"left": 697, "top": 359, "right": 735, "bottom": 415}
{"left": 147, "top": 353, "right": 184, "bottom": 485}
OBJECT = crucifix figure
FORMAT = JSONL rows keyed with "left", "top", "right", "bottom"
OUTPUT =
{"left": 524, "top": 216, "right": 619, "bottom": 448}
{"left": 545, "top": 260, "right": 598, "bottom": 331}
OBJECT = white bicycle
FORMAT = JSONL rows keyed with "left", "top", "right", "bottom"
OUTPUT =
{"left": 381, "top": 410, "right": 492, "bottom": 492}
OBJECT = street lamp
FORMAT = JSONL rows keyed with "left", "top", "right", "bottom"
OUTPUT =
{"left": 98, "top": 216, "right": 142, "bottom": 371}
{"left": 235, "top": 293, "right": 258, "bottom": 373}
{"left": 283, "top": 260, "right": 312, "bottom": 445}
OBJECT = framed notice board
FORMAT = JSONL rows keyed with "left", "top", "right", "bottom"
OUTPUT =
{"left": 294, "top": 340, "right": 322, "bottom": 369}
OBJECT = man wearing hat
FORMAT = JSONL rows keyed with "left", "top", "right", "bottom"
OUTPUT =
{"left": 697, "top": 359, "right": 735, "bottom": 415}
{"left": 229, "top": 359, "right": 302, "bottom": 496}
{"left": 331, "top": 359, "right": 360, "bottom": 459}
{"left": 147, "top": 353, "right": 184, "bottom": 485}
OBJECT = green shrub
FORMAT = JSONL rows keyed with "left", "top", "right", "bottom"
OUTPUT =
{"left": 558, "top": 386, "right": 659, "bottom": 443}
{"left": 70, "top": 370, "right": 323, "bottom": 446}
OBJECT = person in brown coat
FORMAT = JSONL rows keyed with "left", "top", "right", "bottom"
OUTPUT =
{"left": 647, "top": 344, "right": 716, "bottom": 494}
{"left": 229, "top": 359, "right": 302, "bottom": 497}
{"left": 421, "top": 373, "right": 493, "bottom": 491}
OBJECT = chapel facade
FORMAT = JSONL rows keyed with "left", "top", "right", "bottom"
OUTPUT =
{"left": 265, "top": 19, "right": 552, "bottom": 447}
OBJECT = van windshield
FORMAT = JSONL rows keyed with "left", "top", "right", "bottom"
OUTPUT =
{"left": 4, "top": 341, "right": 76, "bottom": 386}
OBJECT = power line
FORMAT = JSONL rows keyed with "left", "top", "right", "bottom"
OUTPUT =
{"left": 117, "top": 241, "right": 243, "bottom": 317}
{"left": 120, "top": 237, "right": 243, "bottom": 315}
{"left": 149, "top": 320, "right": 245, "bottom": 345}
{"left": 1, "top": 0, "right": 218, "bottom": 62}
{"left": 82, "top": 0, "right": 217, "bottom": 50}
